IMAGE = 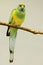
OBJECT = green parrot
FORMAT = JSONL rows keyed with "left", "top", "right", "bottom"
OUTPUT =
{"left": 6, "top": 4, "right": 26, "bottom": 63}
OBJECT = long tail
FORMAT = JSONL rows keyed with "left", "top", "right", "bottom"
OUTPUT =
{"left": 9, "top": 30, "right": 17, "bottom": 63}
{"left": 9, "top": 37, "right": 16, "bottom": 63}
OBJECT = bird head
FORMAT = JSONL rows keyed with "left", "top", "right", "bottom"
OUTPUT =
{"left": 17, "top": 4, "right": 25, "bottom": 12}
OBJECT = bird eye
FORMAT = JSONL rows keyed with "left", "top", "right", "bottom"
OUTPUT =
{"left": 24, "top": 5, "right": 25, "bottom": 7}
{"left": 19, "top": 5, "right": 22, "bottom": 7}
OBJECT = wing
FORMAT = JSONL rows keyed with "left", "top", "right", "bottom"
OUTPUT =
{"left": 6, "top": 9, "right": 16, "bottom": 36}
{"left": 6, "top": 16, "right": 13, "bottom": 36}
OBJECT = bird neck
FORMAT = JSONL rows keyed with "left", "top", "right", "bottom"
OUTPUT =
{"left": 16, "top": 9, "right": 25, "bottom": 19}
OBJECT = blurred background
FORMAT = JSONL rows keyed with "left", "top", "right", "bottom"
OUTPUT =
{"left": 0, "top": 0, "right": 43, "bottom": 65}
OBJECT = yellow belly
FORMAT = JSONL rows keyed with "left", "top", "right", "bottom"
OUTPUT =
{"left": 12, "top": 14, "right": 24, "bottom": 25}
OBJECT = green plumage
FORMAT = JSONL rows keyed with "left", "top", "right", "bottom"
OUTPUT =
{"left": 6, "top": 4, "right": 25, "bottom": 63}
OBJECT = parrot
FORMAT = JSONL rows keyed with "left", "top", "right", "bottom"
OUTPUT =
{"left": 6, "top": 4, "right": 26, "bottom": 63}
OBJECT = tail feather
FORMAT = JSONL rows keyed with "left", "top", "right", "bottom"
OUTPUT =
{"left": 9, "top": 53, "right": 14, "bottom": 63}
{"left": 9, "top": 28, "right": 17, "bottom": 63}
{"left": 9, "top": 37, "right": 16, "bottom": 63}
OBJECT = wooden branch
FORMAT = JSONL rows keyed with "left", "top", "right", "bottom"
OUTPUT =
{"left": 0, "top": 22, "right": 43, "bottom": 35}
